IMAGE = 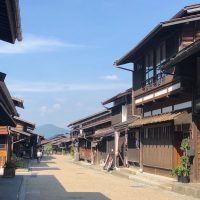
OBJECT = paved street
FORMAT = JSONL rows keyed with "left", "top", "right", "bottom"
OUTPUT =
{"left": 19, "top": 155, "right": 197, "bottom": 200}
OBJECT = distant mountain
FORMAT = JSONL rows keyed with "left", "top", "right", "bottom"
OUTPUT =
{"left": 35, "top": 124, "right": 68, "bottom": 139}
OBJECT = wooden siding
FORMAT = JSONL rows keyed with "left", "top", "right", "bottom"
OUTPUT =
{"left": 127, "top": 149, "right": 139, "bottom": 163}
{"left": 127, "top": 103, "right": 132, "bottom": 118}
{"left": 96, "top": 136, "right": 115, "bottom": 162}
{"left": 111, "top": 113, "right": 121, "bottom": 125}
{"left": 79, "top": 147, "right": 91, "bottom": 161}
{"left": 179, "top": 23, "right": 195, "bottom": 51}
{"left": 143, "top": 145, "right": 173, "bottom": 169}
{"left": 142, "top": 124, "right": 174, "bottom": 170}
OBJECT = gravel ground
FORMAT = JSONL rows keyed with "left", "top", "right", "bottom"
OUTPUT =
{"left": 20, "top": 155, "right": 198, "bottom": 200}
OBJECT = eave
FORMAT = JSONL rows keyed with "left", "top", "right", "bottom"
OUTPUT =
{"left": 12, "top": 96, "right": 24, "bottom": 109}
{"left": 0, "top": 0, "right": 22, "bottom": 43}
{"left": 14, "top": 116, "right": 36, "bottom": 130}
{"left": 115, "top": 14, "right": 200, "bottom": 66}
{"left": 102, "top": 88, "right": 132, "bottom": 105}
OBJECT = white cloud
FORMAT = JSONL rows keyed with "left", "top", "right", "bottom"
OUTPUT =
{"left": 39, "top": 103, "right": 62, "bottom": 116}
{"left": 0, "top": 34, "right": 86, "bottom": 54}
{"left": 8, "top": 81, "right": 129, "bottom": 93}
{"left": 100, "top": 75, "right": 119, "bottom": 81}
{"left": 52, "top": 103, "right": 61, "bottom": 110}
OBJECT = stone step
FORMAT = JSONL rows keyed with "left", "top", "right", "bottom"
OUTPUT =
{"left": 129, "top": 175, "right": 173, "bottom": 191}
{"left": 172, "top": 183, "right": 200, "bottom": 199}
{"left": 118, "top": 168, "right": 137, "bottom": 175}
{"left": 134, "top": 172, "right": 175, "bottom": 183}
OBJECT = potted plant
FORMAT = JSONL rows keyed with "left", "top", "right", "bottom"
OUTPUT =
{"left": 172, "top": 138, "right": 190, "bottom": 183}
{"left": 3, "top": 162, "right": 16, "bottom": 178}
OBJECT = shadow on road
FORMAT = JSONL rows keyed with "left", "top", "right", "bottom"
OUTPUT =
{"left": 31, "top": 167, "right": 60, "bottom": 171}
{"left": 24, "top": 174, "right": 109, "bottom": 200}
{"left": 0, "top": 175, "right": 23, "bottom": 200}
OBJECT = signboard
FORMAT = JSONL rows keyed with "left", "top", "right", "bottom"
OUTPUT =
{"left": 103, "top": 154, "right": 113, "bottom": 171}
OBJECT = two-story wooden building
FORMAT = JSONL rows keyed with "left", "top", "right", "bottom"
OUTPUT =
{"left": 114, "top": 4, "right": 200, "bottom": 182}
{"left": 102, "top": 88, "right": 140, "bottom": 167}
{"left": 0, "top": 98, "right": 38, "bottom": 168}
{"left": 68, "top": 110, "right": 112, "bottom": 163}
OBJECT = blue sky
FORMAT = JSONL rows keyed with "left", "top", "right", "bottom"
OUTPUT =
{"left": 0, "top": 0, "right": 199, "bottom": 128}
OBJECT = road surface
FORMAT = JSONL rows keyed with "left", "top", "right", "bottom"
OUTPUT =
{"left": 20, "top": 155, "right": 196, "bottom": 200}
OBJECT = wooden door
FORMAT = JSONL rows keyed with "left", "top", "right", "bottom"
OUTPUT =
{"left": 173, "top": 132, "right": 183, "bottom": 166}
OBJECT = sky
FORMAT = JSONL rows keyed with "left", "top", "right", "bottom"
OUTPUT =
{"left": 0, "top": 0, "right": 199, "bottom": 129}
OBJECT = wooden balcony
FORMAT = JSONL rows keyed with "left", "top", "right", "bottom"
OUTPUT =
{"left": 134, "top": 75, "right": 173, "bottom": 98}
{"left": 134, "top": 75, "right": 193, "bottom": 106}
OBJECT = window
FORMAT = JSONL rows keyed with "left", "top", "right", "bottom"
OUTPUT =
{"left": 155, "top": 42, "right": 166, "bottom": 77}
{"left": 144, "top": 111, "right": 151, "bottom": 117}
{"left": 145, "top": 50, "right": 154, "bottom": 84}
{"left": 156, "top": 42, "right": 166, "bottom": 66}
{"left": 143, "top": 125, "right": 171, "bottom": 141}
{"left": 174, "top": 101, "right": 192, "bottom": 111}
{"left": 122, "top": 105, "right": 127, "bottom": 122}
{"left": 144, "top": 128, "right": 148, "bottom": 139}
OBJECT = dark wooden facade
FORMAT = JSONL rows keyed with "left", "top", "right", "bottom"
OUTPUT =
{"left": 0, "top": 0, "right": 22, "bottom": 43}
{"left": 115, "top": 4, "right": 200, "bottom": 181}
{"left": 68, "top": 110, "right": 112, "bottom": 163}
{"left": 102, "top": 88, "right": 140, "bottom": 167}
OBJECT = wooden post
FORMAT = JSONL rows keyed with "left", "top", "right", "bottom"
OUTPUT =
{"left": 124, "top": 128, "right": 128, "bottom": 167}
{"left": 139, "top": 128, "right": 143, "bottom": 172}
{"left": 91, "top": 140, "right": 94, "bottom": 165}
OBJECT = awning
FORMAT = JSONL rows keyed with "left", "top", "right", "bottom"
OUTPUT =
{"left": 14, "top": 116, "right": 35, "bottom": 130}
{"left": 129, "top": 112, "right": 189, "bottom": 128}
{"left": 114, "top": 116, "right": 139, "bottom": 131}
{"left": 174, "top": 113, "right": 192, "bottom": 125}
{"left": 10, "top": 127, "right": 31, "bottom": 137}
{"left": 93, "top": 128, "right": 114, "bottom": 138}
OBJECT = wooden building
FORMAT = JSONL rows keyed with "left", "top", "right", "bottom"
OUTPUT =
{"left": 114, "top": 4, "right": 200, "bottom": 181}
{"left": 0, "top": 96, "right": 40, "bottom": 168}
{"left": 0, "top": 0, "right": 22, "bottom": 167}
{"left": 102, "top": 88, "right": 140, "bottom": 167}
{"left": 11, "top": 117, "right": 36, "bottom": 158}
{"left": 0, "top": 80, "right": 21, "bottom": 167}
{"left": 68, "top": 110, "right": 112, "bottom": 163}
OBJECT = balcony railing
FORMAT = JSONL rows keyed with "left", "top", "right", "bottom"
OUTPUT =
{"left": 143, "top": 73, "right": 166, "bottom": 88}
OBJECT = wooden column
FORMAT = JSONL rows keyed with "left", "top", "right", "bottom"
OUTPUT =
{"left": 139, "top": 128, "right": 143, "bottom": 172}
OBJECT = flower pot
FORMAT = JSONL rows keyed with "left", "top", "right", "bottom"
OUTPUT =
{"left": 3, "top": 167, "right": 15, "bottom": 178}
{"left": 181, "top": 176, "right": 189, "bottom": 183}
{"left": 177, "top": 176, "right": 182, "bottom": 182}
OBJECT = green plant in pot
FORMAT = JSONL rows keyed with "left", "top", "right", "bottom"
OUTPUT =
{"left": 171, "top": 165, "right": 183, "bottom": 182}
{"left": 172, "top": 138, "right": 190, "bottom": 183}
